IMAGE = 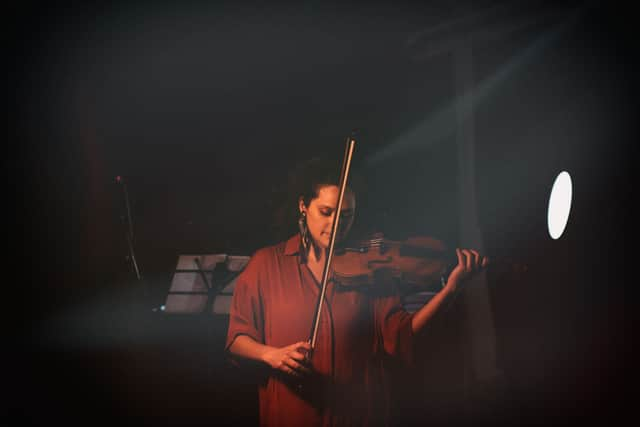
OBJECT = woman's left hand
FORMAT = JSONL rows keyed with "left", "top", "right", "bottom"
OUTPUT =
{"left": 445, "top": 248, "right": 489, "bottom": 293}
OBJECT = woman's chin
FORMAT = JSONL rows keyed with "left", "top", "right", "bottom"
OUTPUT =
{"left": 313, "top": 237, "right": 330, "bottom": 249}
{"left": 314, "top": 231, "right": 348, "bottom": 250}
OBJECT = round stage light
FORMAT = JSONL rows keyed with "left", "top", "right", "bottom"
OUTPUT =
{"left": 547, "top": 171, "right": 572, "bottom": 240}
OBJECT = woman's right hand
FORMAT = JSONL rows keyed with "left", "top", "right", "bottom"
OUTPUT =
{"left": 262, "top": 341, "right": 312, "bottom": 378}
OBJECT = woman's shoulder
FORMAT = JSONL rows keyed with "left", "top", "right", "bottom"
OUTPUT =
{"left": 248, "top": 236, "right": 294, "bottom": 263}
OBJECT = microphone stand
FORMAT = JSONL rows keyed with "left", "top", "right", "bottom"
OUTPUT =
{"left": 116, "top": 176, "right": 142, "bottom": 281}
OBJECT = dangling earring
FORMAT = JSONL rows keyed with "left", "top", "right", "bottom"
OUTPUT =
{"left": 298, "top": 210, "right": 310, "bottom": 255}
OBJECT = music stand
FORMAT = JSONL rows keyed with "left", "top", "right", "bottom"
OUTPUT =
{"left": 163, "top": 254, "right": 250, "bottom": 315}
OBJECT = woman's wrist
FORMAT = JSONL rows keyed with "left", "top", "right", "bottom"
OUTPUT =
{"left": 441, "top": 278, "right": 457, "bottom": 295}
{"left": 260, "top": 346, "right": 275, "bottom": 368}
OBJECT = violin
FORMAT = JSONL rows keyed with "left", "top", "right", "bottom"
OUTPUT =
{"left": 332, "top": 231, "right": 528, "bottom": 293}
{"left": 306, "top": 136, "right": 526, "bottom": 356}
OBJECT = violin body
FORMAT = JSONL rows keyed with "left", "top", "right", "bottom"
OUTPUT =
{"left": 332, "top": 232, "right": 527, "bottom": 292}
{"left": 332, "top": 233, "right": 454, "bottom": 291}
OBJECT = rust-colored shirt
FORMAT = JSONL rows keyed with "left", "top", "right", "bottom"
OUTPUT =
{"left": 226, "top": 234, "right": 415, "bottom": 427}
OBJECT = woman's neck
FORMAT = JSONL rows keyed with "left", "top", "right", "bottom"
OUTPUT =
{"left": 305, "top": 243, "right": 327, "bottom": 284}
{"left": 306, "top": 242, "right": 326, "bottom": 267}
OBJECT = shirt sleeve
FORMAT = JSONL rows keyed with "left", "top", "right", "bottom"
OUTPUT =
{"left": 374, "top": 290, "right": 415, "bottom": 367}
{"left": 225, "top": 250, "right": 266, "bottom": 352}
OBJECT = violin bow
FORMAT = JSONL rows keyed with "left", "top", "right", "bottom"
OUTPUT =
{"left": 308, "top": 136, "right": 356, "bottom": 352}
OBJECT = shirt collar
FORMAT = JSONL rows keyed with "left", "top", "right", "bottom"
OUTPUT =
{"left": 284, "top": 234, "right": 302, "bottom": 256}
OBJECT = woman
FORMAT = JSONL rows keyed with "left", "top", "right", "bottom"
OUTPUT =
{"left": 225, "top": 157, "right": 488, "bottom": 426}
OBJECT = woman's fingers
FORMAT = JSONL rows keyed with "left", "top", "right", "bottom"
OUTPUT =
{"left": 289, "top": 350, "right": 312, "bottom": 366}
{"left": 457, "top": 248, "right": 488, "bottom": 272}
{"left": 456, "top": 248, "right": 464, "bottom": 268}
{"left": 457, "top": 249, "right": 472, "bottom": 271}
{"left": 283, "top": 365, "right": 299, "bottom": 377}
{"left": 468, "top": 249, "right": 481, "bottom": 269}
{"left": 465, "top": 249, "right": 475, "bottom": 270}
{"left": 285, "top": 355, "right": 312, "bottom": 375}
{"left": 276, "top": 341, "right": 313, "bottom": 377}
{"left": 287, "top": 341, "right": 310, "bottom": 351}
{"left": 291, "top": 341, "right": 311, "bottom": 357}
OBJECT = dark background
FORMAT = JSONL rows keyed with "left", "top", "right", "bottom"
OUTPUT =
{"left": 9, "top": 1, "right": 635, "bottom": 426}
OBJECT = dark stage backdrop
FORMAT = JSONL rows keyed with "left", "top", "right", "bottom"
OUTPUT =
{"left": 10, "top": 1, "right": 635, "bottom": 426}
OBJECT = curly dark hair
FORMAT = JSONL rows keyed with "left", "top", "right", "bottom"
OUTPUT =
{"left": 268, "top": 154, "right": 365, "bottom": 243}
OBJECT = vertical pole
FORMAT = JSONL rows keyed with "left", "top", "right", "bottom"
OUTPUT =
{"left": 453, "top": 40, "right": 500, "bottom": 393}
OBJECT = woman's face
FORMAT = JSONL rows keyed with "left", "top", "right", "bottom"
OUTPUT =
{"left": 299, "top": 185, "right": 355, "bottom": 250}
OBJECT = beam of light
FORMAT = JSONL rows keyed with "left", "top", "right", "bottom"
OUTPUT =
{"left": 547, "top": 171, "right": 572, "bottom": 240}
{"left": 363, "top": 4, "right": 589, "bottom": 170}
